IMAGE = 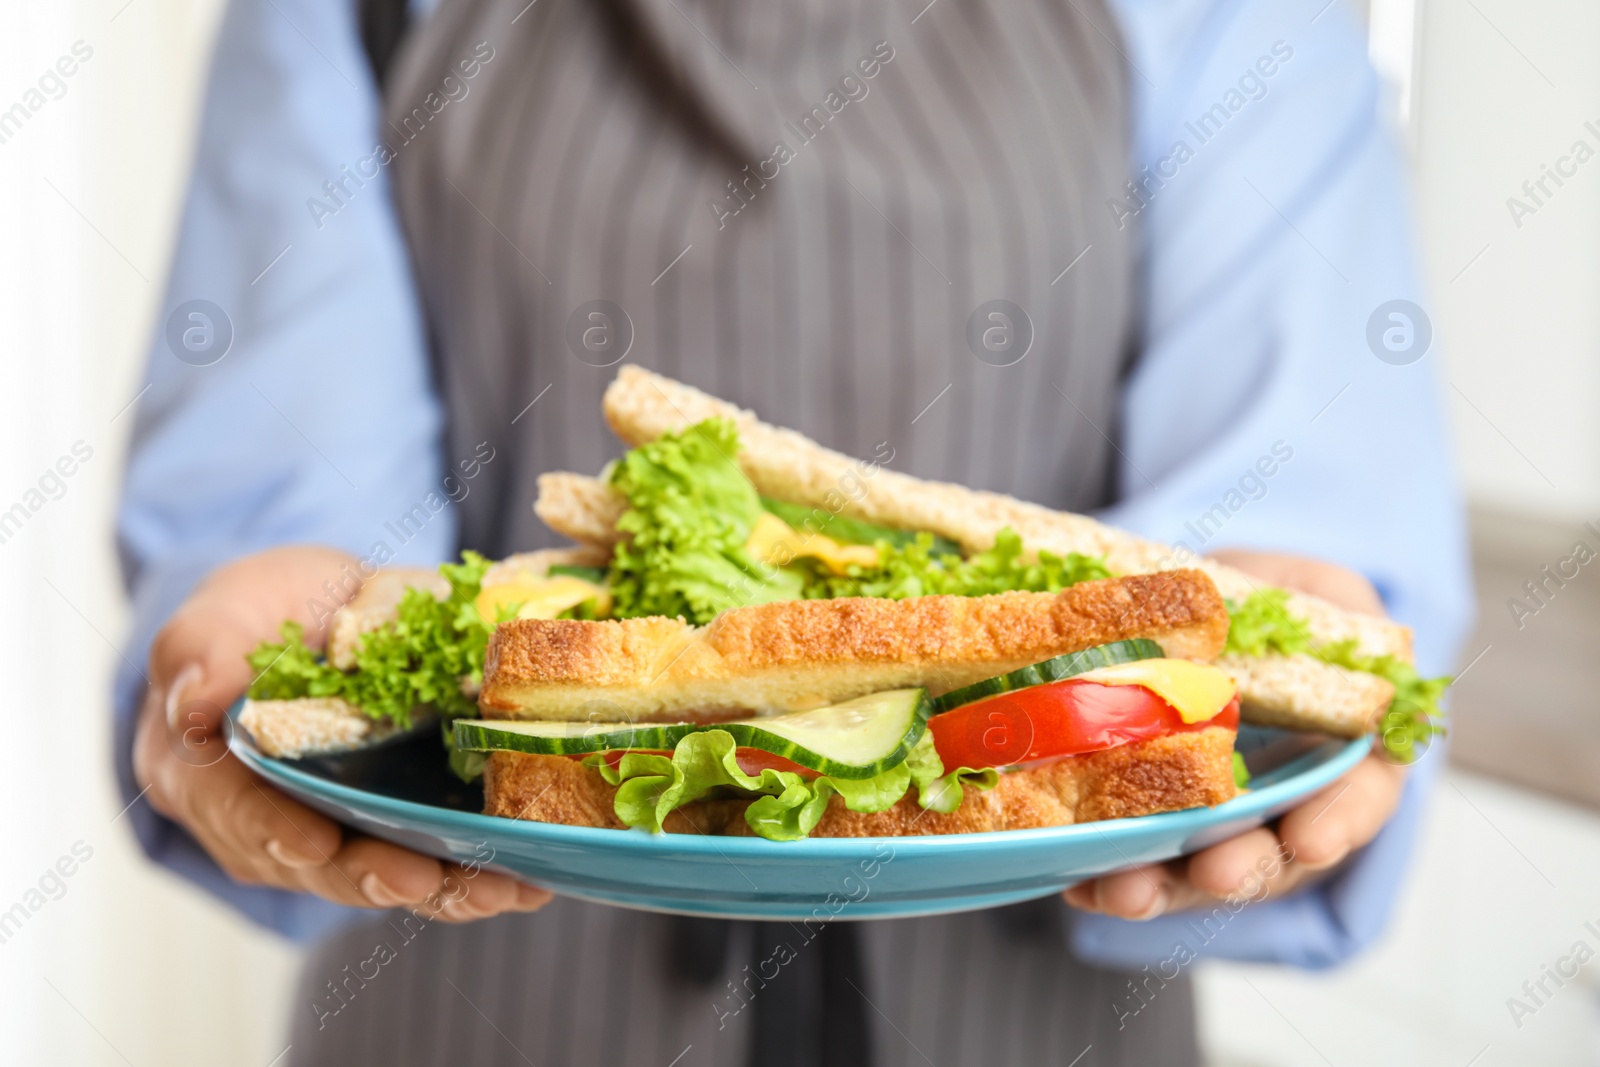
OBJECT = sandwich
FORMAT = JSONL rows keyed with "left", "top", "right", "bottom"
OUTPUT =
{"left": 237, "top": 367, "right": 1449, "bottom": 842}
{"left": 536, "top": 367, "right": 1448, "bottom": 755}
{"left": 464, "top": 570, "right": 1242, "bottom": 839}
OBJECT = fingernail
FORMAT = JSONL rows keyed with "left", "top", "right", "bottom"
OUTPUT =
{"left": 360, "top": 871, "right": 410, "bottom": 908}
{"left": 165, "top": 663, "right": 206, "bottom": 729}
{"left": 265, "top": 837, "right": 322, "bottom": 870}
{"left": 443, "top": 888, "right": 494, "bottom": 918}
{"left": 1299, "top": 843, "right": 1351, "bottom": 873}
{"left": 1130, "top": 885, "right": 1170, "bottom": 921}
{"left": 514, "top": 884, "right": 551, "bottom": 910}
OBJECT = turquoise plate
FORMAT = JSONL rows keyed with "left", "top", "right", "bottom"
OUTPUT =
{"left": 229, "top": 706, "right": 1368, "bottom": 921}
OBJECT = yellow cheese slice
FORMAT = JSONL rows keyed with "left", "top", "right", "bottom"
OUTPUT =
{"left": 1075, "top": 659, "right": 1237, "bottom": 724}
{"left": 476, "top": 576, "right": 611, "bottom": 622}
{"left": 744, "top": 511, "right": 881, "bottom": 574}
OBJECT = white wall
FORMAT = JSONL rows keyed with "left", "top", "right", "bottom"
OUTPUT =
{"left": 0, "top": 2, "right": 301, "bottom": 1064}
{"left": 1416, "top": 0, "right": 1600, "bottom": 522}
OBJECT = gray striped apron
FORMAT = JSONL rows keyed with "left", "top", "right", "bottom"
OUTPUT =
{"left": 290, "top": 1, "right": 1197, "bottom": 1063}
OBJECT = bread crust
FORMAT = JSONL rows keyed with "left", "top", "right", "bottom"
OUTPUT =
{"left": 479, "top": 571, "right": 1230, "bottom": 721}
{"left": 1217, "top": 652, "right": 1394, "bottom": 738}
{"left": 238, "top": 697, "right": 424, "bottom": 759}
{"left": 481, "top": 726, "right": 1237, "bottom": 836}
{"left": 533, "top": 473, "right": 625, "bottom": 548}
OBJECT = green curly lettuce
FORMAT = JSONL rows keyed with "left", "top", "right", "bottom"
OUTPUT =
{"left": 758, "top": 497, "right": 963, "bottom": 556}
{"left": 1223, "top": 589, "right": 1451, "bottom": 763}
{"left": 1316, "top": 640, "right": 1453, "bottom": 765}
{"left": 1222, "top": 587, "right": 1313, "bottom": 658}
{"left": 245, "top": 552, "right": 494, "bottom": 731}
{"left": 605, "top": 418, "right": 802, "bottom": 622}
{"left": 796, "top": 528, "right": 1111, "bottom": 601}
{"left": 916, "top": 764, "right": 1002, "bottom": 815}
{"left": 600, "top": 419, "right": 1112, "bottom": 624}
{"left": 585, "top": 731, "right": 991, "bottom": 841}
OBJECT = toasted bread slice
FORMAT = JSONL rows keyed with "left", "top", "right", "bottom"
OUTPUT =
{"left": 532, "top": 470, "right": 1398, "bottom": 737}
{"left": 237, "top": 697, "right": 428, "bottom": 760}
{"left": 533, "top": 473, "right": 625, "bottom": 548}
{"left": 1216, "top": 652, "right": 1394, "bottom": 738}
{"left": 599, "top": 365, "right": 1411, "bottom": 661}
{"left": 479, "top": 570, "right": 1229, "bottom": 722}
{"left": 481, "top": 725, "right": 1238, "bottom": 835}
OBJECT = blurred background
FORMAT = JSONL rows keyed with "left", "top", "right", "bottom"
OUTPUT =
{"left": 1, "top": 0, "right": 1596, "bottom": 1063}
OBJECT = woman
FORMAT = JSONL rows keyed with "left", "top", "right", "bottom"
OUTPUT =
{"left": 118, "top": 0, "right": 1471, "bottom": 1063}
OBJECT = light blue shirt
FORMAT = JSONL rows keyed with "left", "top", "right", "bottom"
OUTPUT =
{"left": 114, "top": 0, "right": 1474, "bottom": 963}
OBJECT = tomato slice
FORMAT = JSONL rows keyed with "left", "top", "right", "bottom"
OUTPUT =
{"left": 576, "top": 747, "right": 819, "bottom": 778}
{"left": 928, "top": 680, "right": 1239, "bottom": 770}
{"left": 732, "top": 748, "right": 819, "bottom": 778}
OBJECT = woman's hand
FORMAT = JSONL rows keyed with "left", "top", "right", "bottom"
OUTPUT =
{"left": 1063, "top": 550, "right": 1406, "bottom": 919}
{"left": 132, "top": 547, "right": 552, "bottom": 921}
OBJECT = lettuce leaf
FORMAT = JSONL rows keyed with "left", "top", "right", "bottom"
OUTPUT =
{"left": 586, "top": 731, "right": 961, "bottom": 841}
{"left": 245, "top": 552, "right": 494, "bottom": 731}
{"left": 796, "top": 528, "right": 1111, "bottom": 601}
{"left": 1223, "top": 590, "right": 1451, "bottom": 763}
{"left": 601, "top": 419, "right": 1110, "bottom": 623}
{"left": 605, "top": 418, "right": 802, "bottom": 622}
{"left": 759, "top": 497, "right": 963, "bottom": 556}
{"left": 1222, "top": 588, "right": 1312, "bottom": 657}
{"left": 916, "top": 766, "right": 1002, "bottom": 814}
{"left": 1315, "top": 640, "right": 1452, "bottom": 765}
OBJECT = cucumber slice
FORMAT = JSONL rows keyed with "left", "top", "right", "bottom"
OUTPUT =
{"left": 759, "top": 498, "right": 962, "bottom": 556}
{"left": 453, "top": 688, "right": 931, "bottom": 780}
{"left": 931, "top": 638, "right": 1166, "bottom": 714}
{"left": 453, "top": 719, "right": 695, "bottom": 756}
{"left": 720, "top": 688, "right": 930, "bottom": 779}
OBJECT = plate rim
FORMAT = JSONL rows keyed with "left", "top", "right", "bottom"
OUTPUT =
{"left": 228, "top": 703, "right": 1371, "bottom": 857}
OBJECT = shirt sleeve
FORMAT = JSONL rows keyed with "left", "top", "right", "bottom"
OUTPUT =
{"left": 1072, "top": 0, "right": 1475, "bottom": 968}
{"left": 113, "top": 0, "right": 454, "bottom": 941}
